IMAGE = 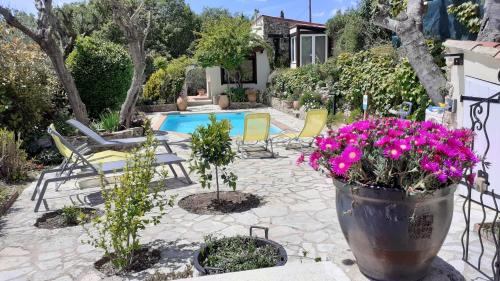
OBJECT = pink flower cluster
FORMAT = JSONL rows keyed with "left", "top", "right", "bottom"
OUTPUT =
{"left": 299, "top": 118, "right": 479, "bottom": 189}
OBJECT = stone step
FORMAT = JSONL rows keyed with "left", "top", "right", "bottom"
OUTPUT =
{"left": 178, "top": 261, "right": 350, "bottom": 281}
{"left": 188, "top": 99, "right": 213, "bottom": 106}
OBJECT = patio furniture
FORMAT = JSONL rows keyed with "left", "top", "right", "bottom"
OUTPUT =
{"left": 276, "top": 109, "right": 327, "bottom": 149}
{"left": 66, "top": 119, "right": 184, "bottom": 179}
{"left": 235, "top": 113, "right": 274, "bottom": 158}
{"left": 31, "top": 125, "right": 191, "bottom": 212}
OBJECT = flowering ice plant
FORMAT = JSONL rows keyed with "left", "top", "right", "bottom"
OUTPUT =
{"left": 298, "top": 118, "right": 479, "bottom": 193}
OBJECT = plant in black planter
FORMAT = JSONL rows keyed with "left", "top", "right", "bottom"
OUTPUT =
{"left": 299, "top": 118, "right": 478, "bottom": 281}
{"left": 83, "top": 132, "right": 175, "bottom": 275}
{"left": 189, "top": 115, "right": 237, "bottom": 202}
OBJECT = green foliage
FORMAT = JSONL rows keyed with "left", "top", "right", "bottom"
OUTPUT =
{"left": 201, "top": 235, "right": 280, "bottom": 273}
{"left": 143, "top": 56, "right": 192, "bottom": 103}
{"left": 92, "top": 110, "right": 121, "bottom": 133}
{"left": 84, "top": 132, "right": 174, "bottom": 272}
{"left": 194, "top": 16, "right": 269, "bottom": 86}
{"left": 66, "top": 36, "right": 133, "bottom": 118}
{"left": 189, "top": 115, "right": 237, "bottom": 199}
{"left": 227, "top": 87, "right": 247, "bottom": 102}
{"left": 448, "top": 2, "right": 481, "bottom": 34}
{"left": 347, "top": 108, "right": 363, "bottom": 123}
{"left": 61, "top": 206, "right": 84, "bottom": 225}
{"left": 299, "top": 92, "right": 323, "bottom": 110}
{"left": 333, "top": 46, "right": 430, "bottom": 120}
{"left": 269, "top": 64, "right": 323, "bottom": 98}
{"left": 426, "top": 39, "right": 446, "bottom": 68}
{"left": 145, "top": 0, "right": 201, "bottom": 58}
{"left": 185, "top": 67, "right": 206, "bottom": 96}
{"left": 0, "top": 128, "right": 29, "bottom": 183}
{"left": 0, "top": 24, "right": 57, "bottom": 138}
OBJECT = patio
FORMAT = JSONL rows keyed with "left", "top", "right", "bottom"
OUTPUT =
{"left": 0, "top": 106, "right": 492, "bottom": 281}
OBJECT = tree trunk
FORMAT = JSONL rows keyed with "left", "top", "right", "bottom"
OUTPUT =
{"left": 373, "top": 0, "right": 447, "bottom": 105}
{"left": 477, "top": 0, "right": 500, "bottom": 42}
{"left": 0, "top": 3, "right": 89, "bottom": 124}
{"left": 120, "top": 42, "right": 147, "bottom": 127}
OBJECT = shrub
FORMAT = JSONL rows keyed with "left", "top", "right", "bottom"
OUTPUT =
{"left": 189, "top": 115, "right": 237, "bottom": 201}
{"left": 0, "top": 128, "right": 29, "bottom": 183}
{"left": 84, "top": 132, "right": 175, "bottom": 272}
{"left": 0, "top": 24, "right": 57, "bottom": 138}
{"left": 143, "top": 56, "right": 191, "bottom": 103}
{"left": 66, "top": 36, "right": 133, "bottom": 118}
{"left": 92, "top": 110, "right": 121, "bottom": 133}
{"left": 61, "top": 206, "right": 84, "bottom": 225}
{"left": 227, "top": 87, "right": 247, "bottom": 102}
{"left": 270, "top": 64, "right": 322, "bottom": 96}
{"left": 299, "top": 91, "right": 323, "bottom": 110}
{"left": 185, "top": 67, "right": 206, "bottom": 96}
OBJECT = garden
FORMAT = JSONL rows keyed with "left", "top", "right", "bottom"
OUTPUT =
{"left": 0, "top": 0, "right": 499, "bottom": 280}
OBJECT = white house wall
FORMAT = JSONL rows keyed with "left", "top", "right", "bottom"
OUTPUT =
{"left": 205, "top": 50, "right": 271, "bottom": 103}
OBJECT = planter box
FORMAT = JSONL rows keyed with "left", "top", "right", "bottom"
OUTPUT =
{"left": 0, "top": 189, "right": 19, "bottom": 217}
{"left": 228, "top": 102, "right": 265, "bottom": 110}
{"left": 136, "top": 104, "right": 177, "bottom": 113}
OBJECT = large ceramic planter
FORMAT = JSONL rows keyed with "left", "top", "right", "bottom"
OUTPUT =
{"left": 218, "top": 94, "right": 229, "bottom": 109}
{"left": 334, "top": 178, "right": 456, "bottom": 281}
{"left": 176, "top": 96, "right": 188, "bottom": 111}
{"left": 245, "top": 89, "right": 258, "bottom": 103}
{"left": 293, "top": 101, "right": 300, "bottom": 110}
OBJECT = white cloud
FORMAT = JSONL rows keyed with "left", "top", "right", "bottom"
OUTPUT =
{"left": 313, "top": 11, "right": 325, "bottom": 17}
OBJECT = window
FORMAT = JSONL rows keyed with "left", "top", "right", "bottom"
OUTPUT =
{"left": 221, "top": 56, "right": 257, "bottom": 84}
{"left": 291, "top": 36, "right": 296, "bottom": 63}
{"left": 300, "top": 34, "right": 327, "bottom": 66}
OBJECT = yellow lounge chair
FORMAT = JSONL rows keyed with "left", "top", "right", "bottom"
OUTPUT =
{"left": 278, "top": 109, "right": 328, "bottom": 149}
{"left": 235, "top": 113, "right": 274, "bottom": 158}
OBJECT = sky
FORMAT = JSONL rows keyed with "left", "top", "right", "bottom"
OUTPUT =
{"left": 1, "top": 0, "right": 358, "bottom": 24}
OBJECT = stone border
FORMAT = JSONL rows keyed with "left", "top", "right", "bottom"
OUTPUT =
{"left": 270, "top": 97, "right": 306, "bottom": 120}
{"left": 0, "top": 190, "right": 19, "bottom": 217}
{"left": 136, "top": 104, "right": 177, "bottom": 113}
{"left": 228, "top": 102, "right": 265, "bottom": 110}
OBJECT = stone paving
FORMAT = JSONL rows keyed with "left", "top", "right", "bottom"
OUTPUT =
{"left": 0, "top": 106, "right": 495, "bottom": 281}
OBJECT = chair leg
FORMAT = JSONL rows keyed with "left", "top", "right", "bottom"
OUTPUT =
{"left": 269, "top": 139, "right": 275, "bottom": 158}
{"left": 168, "top": 164, "right": 178, "bottom": 178}
{"left": 34, "top": 178, "right": 59, "bottom": 212}
{"left": 31, "top": 168, "right": 66, "bottom": 201}
{"left": 178, "top": 163, "right": 192, "bottom": 184}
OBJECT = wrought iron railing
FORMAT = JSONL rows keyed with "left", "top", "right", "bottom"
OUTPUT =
{"left": 462, "top": 91, "right": 500, "bottom": 281}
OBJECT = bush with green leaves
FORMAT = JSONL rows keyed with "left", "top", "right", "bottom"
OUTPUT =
{"left": 66, "top": 36, "right": 133, "bottom": 118}
{"left": 84, "top": 132, "right": 175, "bottom": 272}
{"left": 143, "top": 56, "right": 192, "bottom": 103}
{"left": 0, "top": 23, "right": 57, "bottom": 138}
{"left": 92, "top": 110, "right": 120, "bottom": 133}
{"left": 61, "top": 206, "right": 84, "bottom": 225}
{"left": 299, "top": 91, "right": 323, "bottom": 110}
{"left": 189, "top": 115, "right": 237, "bottom": 201}
{"left": 448, "top": 2, "right": 481, "bottom": 34}
{"left": 185, "top": 67, "right": 206, "bottom": 96}
{"left": 270, "top": 64, "right": 323, "bottom": 97}
{"left": 227, "top": 87, "right": 247, "bottom": 102}
{"left": 0, "top": 128, "right": 29, "bottom": 183}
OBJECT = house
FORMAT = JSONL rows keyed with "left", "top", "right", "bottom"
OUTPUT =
{"left": 205, "top": 14, "right": 330, "bottom": 102}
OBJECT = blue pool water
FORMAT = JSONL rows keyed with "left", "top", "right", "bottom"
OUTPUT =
{"left": 159, "top": 112, "right": 282, "bottom": 136}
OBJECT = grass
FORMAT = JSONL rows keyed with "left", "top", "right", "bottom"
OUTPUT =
{"left": 201, "top": 235, "right": 281, "bottom": 273}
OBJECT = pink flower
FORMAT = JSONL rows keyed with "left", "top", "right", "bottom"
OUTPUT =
{"left": 352, "top": 120, "right": 371, "bottom": 131}
{"left": 296, "top": 153, "right": 305, "bottom": 165}
{"left": 319, "top": 138, "right": 340, "bottom": 151}
{"left": 309, "top": 151, "right": 321, "bottom": 170}
{"left": 384, "top": 146, "right": 402, "bottom": 160}
{"left": 435, "top": 170, "right": 449, "bottom": 183}
{"left": 341, "top": 145, "right": 362, "bottom": 163}
{"left": 420, "top": 157, "right": 439, "bottom": 172}
{"left": 374, "top": 136, "right": 392, "bottom": 147}
{"left": 330, "top": 156, "right": 352, "bottom": 176}
{"left": 412, "top": 136, "right": 427, "bottom": 146}
{"left": 387, "top": 128, "right": 403, "bottom": 137}
{"left": 395, "top": 139, "right": 412, "bottom": 152}
{"left": 466, "top": 173, "right": 476, "bottom": 186}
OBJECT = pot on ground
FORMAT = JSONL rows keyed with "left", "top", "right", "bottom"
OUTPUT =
{"left": 246, "top": 89, "right": 258, "bottom": 103}
{"left": 218, "top": 94, "right": 229, "bottom": 109}
{"left": 334, "top": 178, "right": 456, "bottom": 281}
{"left": 293, "top": 100, "right": 300, "bottom": 110}
{"left": 176, "top": 96, "right": 188, "bottom": 111}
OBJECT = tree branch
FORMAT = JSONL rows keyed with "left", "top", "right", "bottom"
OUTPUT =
{"left": 373, "top": 5, "right": 401, "bottom": 32}
{"left": 0, "top": 6, "right": 41, "bottom": 42}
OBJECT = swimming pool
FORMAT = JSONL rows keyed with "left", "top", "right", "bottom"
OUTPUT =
{"left": 159, "top": 112, "right": 282, "bottom": 136}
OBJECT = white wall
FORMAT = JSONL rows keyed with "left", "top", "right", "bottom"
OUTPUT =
{"left": 205, "top": 50, "right": 271, "bottom": 103}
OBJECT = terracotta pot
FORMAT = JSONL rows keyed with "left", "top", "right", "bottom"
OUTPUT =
{"left": 335, "top": 178, "right": 457, "bottom": 281}
{"left": 245, "top": 89, "right": 258, "bottom": 103}
{"left": 283, "top": 100, "right": 293, "bottom": 109}
{"left": 197, "top": 89, "right": 206, "bottom": 96}
{"left": 293, "top": 101, "right": 300, "bottom": 110}
{"left": 218, "top": 94, "right": 229, "bottom": 109}
{"left": 176, "top": 96, "right": 188, "bottom": 111}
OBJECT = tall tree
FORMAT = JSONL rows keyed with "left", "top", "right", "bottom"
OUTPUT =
{"left": 373, "top": 0, "right": 500, "bottom": 105}
{"left": 0, "top": 0, "right": 89, "bottom": 123}
{"left": 104, "top": 0, "right": 151, "bottom": 128}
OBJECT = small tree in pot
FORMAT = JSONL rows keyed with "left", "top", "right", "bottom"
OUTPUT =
{"left": 190, "top": 114, "right": 237, "bottom": 201}
{"left": 299, "top": 118, "right": 478, "bottom": 281}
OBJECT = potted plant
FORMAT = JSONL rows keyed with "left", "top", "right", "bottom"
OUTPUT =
{"left": 284, "top": 94, "right": 294, "bottom": 109}
{"left": 176, "top": 93, "right": 188, "bottom": 111}
{"left": 292, "top": 93, "right": 300, "bottom": 110}
{"left": 245, "top": 88, "right": 258, "bottom": 103}
{"left": 298, "top": 118, "right": 478, "bottom": 281}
